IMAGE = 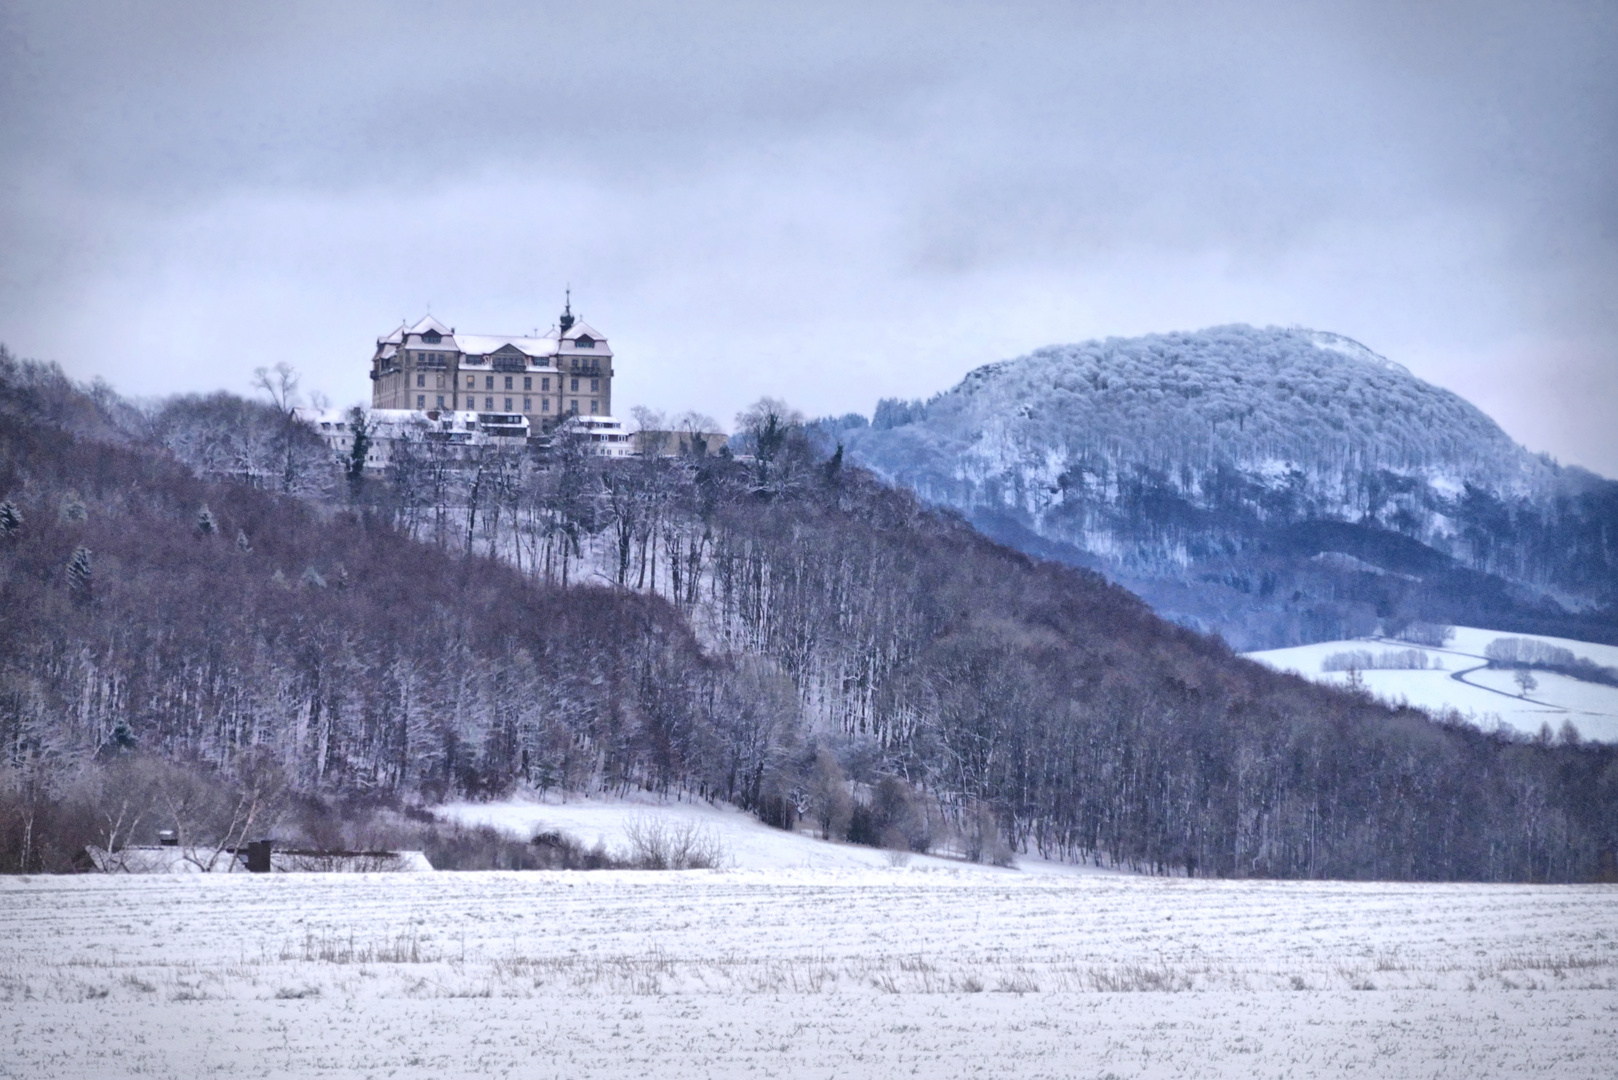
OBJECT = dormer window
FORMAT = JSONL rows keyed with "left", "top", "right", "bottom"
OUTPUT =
{"left": 423, "top": 330, "right": 442, "bottom": 344}
{"left": 575, "top": 335, "right": 595, "bottom": 348}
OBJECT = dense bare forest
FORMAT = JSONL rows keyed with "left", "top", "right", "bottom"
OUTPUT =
{"left": 3, "top": 351, "right": 1615, "bottom": 880}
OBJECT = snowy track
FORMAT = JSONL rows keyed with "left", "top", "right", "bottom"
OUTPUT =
{"left": 3, "top": 871, "right": 1615, "bottom": 1078}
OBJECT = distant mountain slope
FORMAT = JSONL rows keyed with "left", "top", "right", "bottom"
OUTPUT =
{"left": 834, "top": 325, "right": 1618, "bottom": 649}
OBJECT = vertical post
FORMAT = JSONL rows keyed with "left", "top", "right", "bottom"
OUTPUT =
{"left": 245, "top": 839, "right": 273, "bottom": 873}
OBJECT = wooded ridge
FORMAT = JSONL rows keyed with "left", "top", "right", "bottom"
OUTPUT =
{"left": 3, "top": 350, "right": 1615, "bottom": 880}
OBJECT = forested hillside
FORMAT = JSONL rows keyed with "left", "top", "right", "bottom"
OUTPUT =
{"left": 3, "top": 351, "right": 1616, "bottom": 881}
{"left": 832, "top": 325, "right": 1618, "bottom": 649}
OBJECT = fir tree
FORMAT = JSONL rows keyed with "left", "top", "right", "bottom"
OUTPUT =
{"left": 345, "top": 405, "right": 371, "bottom": 500}
{"left": 96, "top": 721, "right": 138, "bottom": 759}
{"left": 195, "top": 505, "right": 218, "bottom": 536}
{"left": 236, "top": 529, "right": 252, "bottom": 553}
{"left": 66, "top": 546, "right": 93, "bottom": 605}
{"left": 0, "top": 500, "right": 21, "bottom": 538}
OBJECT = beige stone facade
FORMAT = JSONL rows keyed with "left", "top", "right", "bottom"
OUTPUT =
{"left": 371, "top": 301, "right": 613, "bottom": 428}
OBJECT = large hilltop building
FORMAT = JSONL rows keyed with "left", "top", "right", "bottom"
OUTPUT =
{"left": 372, "top": 297, "right": 613, "bottom": 428}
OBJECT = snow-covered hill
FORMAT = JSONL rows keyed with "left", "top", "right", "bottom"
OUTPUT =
{"left": 833, "top": 325, "right": 1618, "bottom": 648}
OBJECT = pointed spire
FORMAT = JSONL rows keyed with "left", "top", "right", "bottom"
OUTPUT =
{"left": 559, "top": 287, "right": 575, "bottom": 335}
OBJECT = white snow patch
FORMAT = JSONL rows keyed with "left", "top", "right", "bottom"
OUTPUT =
{"left": 436, "top": 793, "right": 1116, "bottom": 878}
{"left": 1307, "top": 330, "right": 1411, "bottom": 375}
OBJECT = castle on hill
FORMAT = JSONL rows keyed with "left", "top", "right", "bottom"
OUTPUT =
{"left": 371, "top": 296, "right": 613, "bottom": 428}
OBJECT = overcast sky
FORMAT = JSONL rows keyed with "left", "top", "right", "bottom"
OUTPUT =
{"left": 2, "top": 1, "right": 1615, "bottom": 473}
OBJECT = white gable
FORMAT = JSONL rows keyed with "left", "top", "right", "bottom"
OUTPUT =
{"left": 409, "top": 315, "right": 453, "bottom": 337}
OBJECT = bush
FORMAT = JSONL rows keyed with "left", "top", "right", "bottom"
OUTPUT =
{"left": 962, "top": 802, "right": 1014, "bottom": 867}
{"left": 622, "top": 815, "right": 727, "bottom": 870}
{"left": 1394, "top": 622, "right": 1456, "bottom": 648}
{"left": 847, "top": 777, "right": 934, "bottom": 854}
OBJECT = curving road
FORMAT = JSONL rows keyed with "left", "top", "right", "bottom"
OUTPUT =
{"left": 1367, "top": 638, "right": 1566, "bottom": 712}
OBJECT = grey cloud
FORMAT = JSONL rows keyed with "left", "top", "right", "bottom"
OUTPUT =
{"left": 1, "top": 0, "right": 1614, "bottom": 472}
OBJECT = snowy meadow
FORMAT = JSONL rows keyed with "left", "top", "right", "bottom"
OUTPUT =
{"left": 3, "top": 865, "right": 1615, "bottom": 1078}
{"left": 1245, "top": 626, "right": 1618, "bottom": 742}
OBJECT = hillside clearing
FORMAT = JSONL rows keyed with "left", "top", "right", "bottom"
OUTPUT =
{"left": 435, "top": 794, "right": 1122, "bottom": 876}
{"left": 1245, "top": 625, "right": 1618, "bottom": 741}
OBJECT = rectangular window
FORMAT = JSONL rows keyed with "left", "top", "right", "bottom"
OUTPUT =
{"left": 485, "top": 376, "right": 494, "bottom": 390}
{"left": 523, "top": 397, "right": 531, "bottom": 411}
{"left": 417, "top": 373, "right": 425, "bottom": 387}
{"left": 570, "top": 378, "right": 579, "bottom": 392}
{"left": 590, "top": 400, "right": 599, "bottom": 414}
{"left": 416, "top": 395, "right": 425, "bottom": 408}
{"left": 504, "top": 376, "right": 513, "bottom": 390}
{"left": 485, "top": 396, "right": 493, "bottom": 410}
{"left": 569, "top": 399, "right": 579, "bottom": 413}
{"left": 466, "top": 376, "right": 474, "bottom": 388}
{"left": 437, "top": 395, "right": 445, "bottom": 408}
{"left": 542, "top": 377, "right": 550, "bottom": 391}
{"left": 542, "top": 399, "right": 551, "bottom": 412}
{"left": 504, "top": 397, "right": 513, "bottom": 410}
{"left": 590, "top": 378, "right": 599, "bottom": 392}
{"left": 523, "top": 377, "right": 532, "bottom": 390}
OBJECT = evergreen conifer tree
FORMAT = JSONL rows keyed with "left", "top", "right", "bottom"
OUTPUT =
{"left": 345, "top": 405, "right": 371, "bottom": 500}
{"left": 0, "top": 500, "right": 20, "bottom": 537}
{"left": 66, "top": 546, "right": 93, "bottom": 605}
{"left": 195, "top": 505, "right": 217, "bottom": 536}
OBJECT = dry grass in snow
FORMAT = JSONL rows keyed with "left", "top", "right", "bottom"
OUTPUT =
{"left": 2, "top": 870, "right": 1615, "bottom": 1078}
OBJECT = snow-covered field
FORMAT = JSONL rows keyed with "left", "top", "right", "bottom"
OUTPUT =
{"left": 3, "top": 867, "right": 1614, "bottom": 1078}
{"left": 1245, "top": 625, "right": 1618, "bottom": 741}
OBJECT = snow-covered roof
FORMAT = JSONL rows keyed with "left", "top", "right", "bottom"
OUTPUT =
{"left": 561, "top": 415, "right": 624, "bottom": 431}
{"left": 560, "top": 323, "right": 613, "bottom": 355}
{"left": 454, "top": 333, "right": 560, "bottom": 359}
{"left": 376, "top": 316, "right": 608, "bottom": 361}
{"left": 409, "top": 315, "right": 453, "bottom": 337}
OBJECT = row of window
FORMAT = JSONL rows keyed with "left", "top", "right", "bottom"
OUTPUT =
{"left": 411, "top": 349, "right": 610, "bottom": 367}
{"left": 410, "top": 395, "right": 602, "bottom": 415}
{"left": 421, "top": 373, "right": 604, "bottom": 393}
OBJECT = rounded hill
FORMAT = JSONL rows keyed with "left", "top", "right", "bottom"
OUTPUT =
{"left": 855, "top": 325, "right": 1544, "bottom": 496}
